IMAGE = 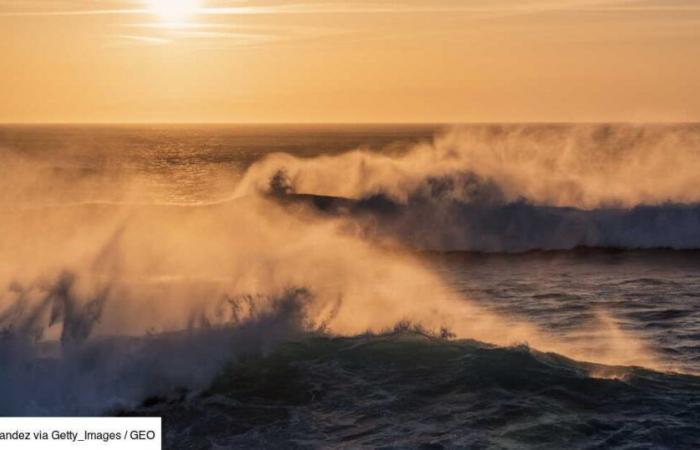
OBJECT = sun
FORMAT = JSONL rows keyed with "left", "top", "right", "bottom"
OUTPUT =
{"left": 147, "top": 0, "right": 201, "bottom": 24}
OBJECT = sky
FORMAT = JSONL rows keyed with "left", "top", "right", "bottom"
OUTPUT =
{"left": 1, "top": 0, "right": 699, "bottom": 123}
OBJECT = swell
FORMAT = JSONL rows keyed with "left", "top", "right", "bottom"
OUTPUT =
{"left": 274, "top": 191, "right": 700, "bottom": 252}
{"left": 133, "top": 331, "right": 700, "bottom": 449}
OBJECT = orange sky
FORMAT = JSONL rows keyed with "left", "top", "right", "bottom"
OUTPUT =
{"left": 1, "top": 0, "right": 699, "bottom": 123}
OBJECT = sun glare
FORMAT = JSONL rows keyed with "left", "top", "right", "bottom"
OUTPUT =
{"left": 147, "top": 0, "right": 201, "bottom": 24}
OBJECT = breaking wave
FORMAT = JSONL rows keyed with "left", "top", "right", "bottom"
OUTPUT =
{"left": 1, "top": 124, "right": 699, "bottom": 420}
{"left": 271, "top": 190, "right": 700, "bottom": 252}
{"left": 238, "top": 124, "right": 700, "bottom": 252}
{"left": 145, "top": 331, "right": 700, "bottom": 449}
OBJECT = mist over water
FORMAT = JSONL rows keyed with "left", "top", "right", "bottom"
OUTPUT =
{"left": 239, "top": 124, "right": 700, "bottom": 208}
{"left": 1, "top": 125, "right": 700, "bottom": 447}
{"left": 238, "top": 124, "right": 700, "bottom": 251}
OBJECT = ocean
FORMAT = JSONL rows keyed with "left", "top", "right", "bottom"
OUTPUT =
{"left": 1, "top": 124, "right": 700, "bottom": 448}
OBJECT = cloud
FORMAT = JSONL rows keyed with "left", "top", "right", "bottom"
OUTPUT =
{"left": 109, "top": 34, "right": 170, "bottom": 45}
{"left": 4, "top": 0, "right": 700, "bottom": 18}
{"left": 4, "top": 0, "right": 699, "bottom": 48}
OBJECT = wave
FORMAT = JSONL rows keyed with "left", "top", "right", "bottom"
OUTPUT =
{"left": 132, "top": 330, "right": 700, "bottom": 449}
{"left": 233, "top": 124, "right": 700, "bottom": 252}
{"left": 1, "top": 124, "right": 697, "bottom": 419}
{"left": 0, "top": 286, "right": 314, "bottom": 415}
{"left": 237, "top": 124, "right": 700, "bottom": 209}
{"left": 273, "top": 190, "right": 700, "bottom": 252}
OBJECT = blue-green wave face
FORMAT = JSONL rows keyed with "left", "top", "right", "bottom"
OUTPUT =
{"left": 153, "top": 331, "right": 700, "bottom": 449}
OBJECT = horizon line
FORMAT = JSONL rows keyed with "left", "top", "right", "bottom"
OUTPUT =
{"left": 2, "top": 121, "right": 699, "bottom": 126}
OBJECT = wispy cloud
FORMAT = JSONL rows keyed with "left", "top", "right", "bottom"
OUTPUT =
{"left": 117, "top": 21, "right": 344, "bottom": 48}
{"left": 0, "top": 0, "right": 144, "bottom": 16}
{"left": 4, "top": 0, "right": 700, "bottom": 18}
{"left": 4, "top": 0, "right": 700, "bottom": 49}
{"left": 109, "top": 34, "right": 170, "bottom": 45}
